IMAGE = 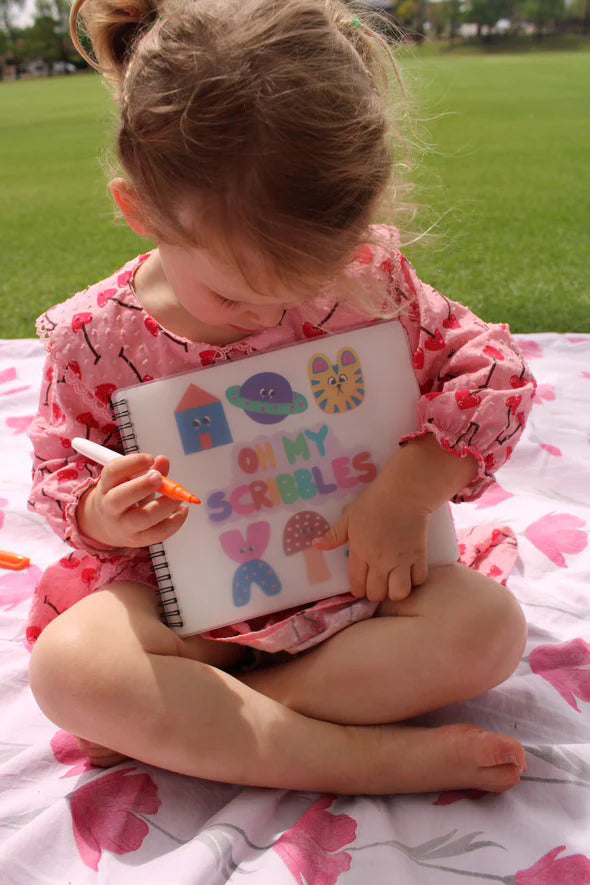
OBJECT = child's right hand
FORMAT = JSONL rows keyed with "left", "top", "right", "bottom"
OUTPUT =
{"left": 76, "top": 452, "right": 189, "bottom": 549}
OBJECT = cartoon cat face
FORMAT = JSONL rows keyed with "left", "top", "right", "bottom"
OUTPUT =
{"left": 308, "top": 347, "right": 365, "bottom": 414}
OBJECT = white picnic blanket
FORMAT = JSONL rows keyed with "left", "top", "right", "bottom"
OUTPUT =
{"left": 0, "top": 334, "right": 588, "bottom": 884}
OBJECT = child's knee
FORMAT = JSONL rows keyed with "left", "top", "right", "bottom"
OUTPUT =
{"left": 29, "top": 610, "right": 98, "bottom": 728}
{"left": 457, "top": 575, "right": 527, "bottom": 690}
{"left": 29, "top": 594, "right": 141, "bottom": 731}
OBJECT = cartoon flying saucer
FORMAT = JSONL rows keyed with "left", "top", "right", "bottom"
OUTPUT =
{"left": 226, "top": 371, "right": 308, "bottom": 425}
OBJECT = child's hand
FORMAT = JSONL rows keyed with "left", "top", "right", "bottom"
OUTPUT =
{"left": 314, "top": 468, "right": 430, "bottom": 603}
{"left": 76, "top": 452, "right": 189, "bottom": 549}
{"left": 314, "top": 435, "right": 478, "bottom": 603}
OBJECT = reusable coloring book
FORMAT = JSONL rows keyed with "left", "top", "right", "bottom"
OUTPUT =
{"left": 112, "top": 320, "right": 459, "bottom": 636}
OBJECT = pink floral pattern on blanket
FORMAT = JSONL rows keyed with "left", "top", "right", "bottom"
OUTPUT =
{"left": 515, "top": 846, "right": 590, "bottom": 884}
{"left": 515, "top": 339, "right": 544, "bottom": 360}
{"left": 534, "top": 383, "right": 557, "bottom": 403}
{"left": 69, "top": 767, "right": 161, "bottom": 871}
{"left": 51, "top": 729, "right": 95, "bottom": 778}
{"left": 0, "top": 565, "right": 41, "bottom": 612}
{"left": 525, "top": 513, "right": 588, "bottom": 567}
{"left": 6, "top": 414, "right": 34, "bottom": 434}
{"left": 540, "top": 443, "right": 562, "bottom": 457}
{"left": 274, "top": 797, "right": 357, "bottom": 884}
{"left": 529, "top": 639, "right": 590, "bottom": 712}
{"left": 475, "top": 480, "right": 514, "bottom": 509}
{"left": 0, "top": 366, "right": 31, "bottom": 397}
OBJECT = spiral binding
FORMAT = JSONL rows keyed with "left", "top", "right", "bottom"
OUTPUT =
{"left": 111, "top": 395, "right": 184, "bottom": 629}
{"left": 149, "top": 545, "right": 183, "bottom": 628}
{"left": 111, "top": 398, "right": 139, "bottom": 454}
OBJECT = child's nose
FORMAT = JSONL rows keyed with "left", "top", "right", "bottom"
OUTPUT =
{"left": 245, "top": 304, "right": 284, "bottom": 328}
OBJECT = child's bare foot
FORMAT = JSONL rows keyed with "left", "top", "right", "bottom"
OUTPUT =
{"left": 77, "top": 737, "right": 129, "bottom": 768}
{"left": 361, "top": 722, "right": 526, "bottom": 795}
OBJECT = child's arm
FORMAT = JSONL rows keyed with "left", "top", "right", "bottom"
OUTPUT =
{"left": 27, "top": 355, "right": 109, "bottom": 554}
{"left": 28, "top": 354, "right": 186, "bottom": 554}
{"left": 387, "top": 251, "right": 536, "bottom": 503}
{"left": 317, "top": 235, "right": 536, "bottom": 601}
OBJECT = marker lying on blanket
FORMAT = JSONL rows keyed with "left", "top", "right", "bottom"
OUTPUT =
{"left": 71, "top": 437, "right": 201, "bottom": 505}
{"left": 0, "top": 551, "right": 31, "bottom": 570}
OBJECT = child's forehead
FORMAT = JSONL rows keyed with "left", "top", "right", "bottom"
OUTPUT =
{"left": 181, "top": 242, "right": 319, "bottom": 304}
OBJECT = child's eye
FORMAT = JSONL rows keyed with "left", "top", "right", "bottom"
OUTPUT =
{"left": 212, "top": 291, "right": 237, "bottom": 308}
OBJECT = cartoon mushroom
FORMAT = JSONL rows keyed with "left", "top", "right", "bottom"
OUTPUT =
{"left": 283, "top": 510, "right": 332, "bottom": 584}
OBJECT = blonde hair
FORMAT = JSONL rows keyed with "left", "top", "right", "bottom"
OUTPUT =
{"left": 71, "top": 0, "right": 415, "bottom": 312}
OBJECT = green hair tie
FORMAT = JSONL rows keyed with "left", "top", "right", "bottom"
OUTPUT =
{"left": 146, "top": 14, "right": 162, "bottom": 30}
{"left": 350, "top": 17, "right": 362, "bottom": 28}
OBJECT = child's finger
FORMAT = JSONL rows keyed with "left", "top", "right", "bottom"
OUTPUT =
{"left": 366, "top": 567, "right": 390, "bottom": 603}
{"left": 103, "top": 469, "right": 163, "bottom": 514}
{"left": 313, "top": 515, "right": 348, "bottom": 550}
{"left": 134, "top": 456, "right": 170, "bottom": 506}
{"left": 348, "top": 552, "right": 368, "bottom": 597}
{"left": 136, "top": 506, "right": 189, "bottom": 546}
{"left": 387, "top": 566, "right": 412, "bottom": 602}
{"left": 127, "top": 495, "right": 185, "bottom": 532}
{"left": 152, "top": 454, "right": 170, "bottom": 476}
{"left": 99, "top": 453, "right": 154, "bottom": 491}
{"left": 411, "top": 556, "right": 429, "bottom": 587}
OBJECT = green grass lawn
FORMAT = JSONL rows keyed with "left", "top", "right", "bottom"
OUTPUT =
{"left": 0, "top": 52, "right": 589, "bottom": 337}
{"left": 402, "top": 48, "right": 590, "bottom": 332}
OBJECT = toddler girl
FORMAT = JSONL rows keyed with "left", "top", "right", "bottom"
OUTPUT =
{"left": 27, "top": 0, "right": 535, "bottom": 795}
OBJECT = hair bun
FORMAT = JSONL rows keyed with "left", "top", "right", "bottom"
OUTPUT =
{"left": 70, "top": 0, "right": 159, "bottom": 79}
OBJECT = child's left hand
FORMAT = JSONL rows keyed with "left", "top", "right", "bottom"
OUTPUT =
{"left": 313, "top": 435, "right": 478, "bottom": 603}
{"left": 313, "top": 465, "right": 431, "bottom": 603}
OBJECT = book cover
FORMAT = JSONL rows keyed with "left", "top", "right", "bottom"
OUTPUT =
{"left": 112, "top": 320, "right": 458, "bottom": 635}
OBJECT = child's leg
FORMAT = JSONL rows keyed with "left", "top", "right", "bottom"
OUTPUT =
{"left": 240, "top": 563, "right": 527, "bottom": 725}
{"left": 29, "top": 577, "right": 525, "bottom": 794}
{"left": 75, "top": 614, "right": 248, "bottom": 768}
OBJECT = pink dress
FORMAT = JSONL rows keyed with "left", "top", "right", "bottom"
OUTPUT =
{"left": 26, "top": 226, "right": 536, "bottom": 652}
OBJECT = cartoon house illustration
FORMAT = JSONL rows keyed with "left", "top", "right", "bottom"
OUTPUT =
{"left": 175, "top": 384, "right": 233, "bottom": 454}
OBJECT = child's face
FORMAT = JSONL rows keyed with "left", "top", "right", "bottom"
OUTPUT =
{"left": 109, "top": 179, "right": 321, "bottom": 340}
{"left": 158, "top": 241, "right": 311, "bottom": 336}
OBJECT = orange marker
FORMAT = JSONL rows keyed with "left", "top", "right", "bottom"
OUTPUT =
{"left": 0, "top": 551, "right": 31, "bottom": 570}
{"left": 71, "top": 437, "right": 201, "bottom": 505}
{"left": 159, "top": 477, "right": 201, "bottom": 505}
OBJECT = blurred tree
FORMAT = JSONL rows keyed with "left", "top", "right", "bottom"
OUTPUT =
{"left": 464, "top": 0, "right": 515, "bottom": 36}
{"left": 1, "top": 0, "right": 74, "bottom": 76}
{"left": 0, "top": 0, "right": 25, "bottom": 78}
{"left": 523, "top": 0, "right": 566, "bottom": 33}
{"left": 23, "top": 0, "right": 73, "bottom": 70}
{"left": 427, "top": 0, "right": 448, "bottom": 36}
{"left": 571, "top": 0, "right": 590, "bottom": 32}
{"left": 396, "top": 0, "right": 418, "bottom": 25}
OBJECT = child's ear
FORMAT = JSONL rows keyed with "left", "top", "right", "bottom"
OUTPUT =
{"left": 109, "top": 178, "right": 152, "bottom": 238}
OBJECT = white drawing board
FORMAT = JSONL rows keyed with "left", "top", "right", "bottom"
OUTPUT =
{"left": 112, "top": 320, "right": 459, "bottom": 636}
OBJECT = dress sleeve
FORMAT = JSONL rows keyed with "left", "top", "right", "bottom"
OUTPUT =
{"left": 388, "top": 254, "right": 536, "bottom": 502}
{"left": 27, "top": 352, "right": 123, "bottom": 558}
